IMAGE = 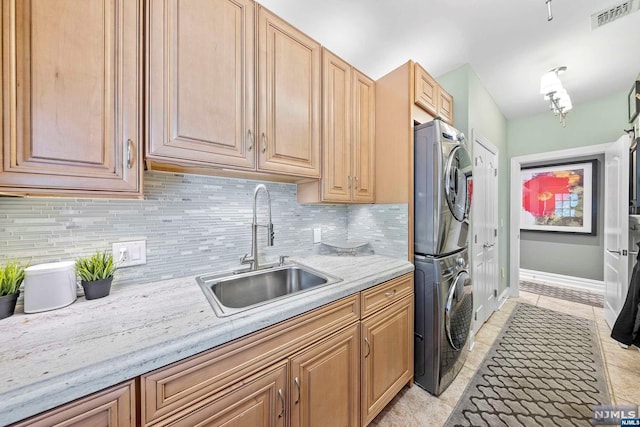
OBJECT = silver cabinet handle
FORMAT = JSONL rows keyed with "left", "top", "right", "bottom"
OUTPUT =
{"left": 278, "top": 388, "right": 285, "bottom": 418}
{"left": 126, "top": 139, "right": 133, "bottom": 169}
{"left": 261, "top": 133, "right": 267, "bottom": 153}
{"left": 247, "top": 129, "right": 253, "bottom": 151}
{"left": 294, "top": 377, "right": 300, "bottom": 404}
{"left": 364, "top": 337, "right": 371, "bottom": 358}
{"left": 384, "top": 290, "right": 396, "bottom": 298}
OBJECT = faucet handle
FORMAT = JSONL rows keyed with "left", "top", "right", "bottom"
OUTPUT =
{"left": 240, "top": 254, "right": 252, "bottom": 265}
{"left": 268, "top": 224, "right": 275, "bottom": 246}
{"left": 279, "top": 255, "right": 289, "bottom": 266}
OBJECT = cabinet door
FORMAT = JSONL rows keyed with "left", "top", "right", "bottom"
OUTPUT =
{"left": 413, "top": 63, "right": 438, "bottom": 117}
{"left": 361, "top": 296, "right": 414, "bottom": 426}
{"left": 147, "top": 0, "right": 255, "bottom": 170}
{"left": 438, "top": 86, "right": 454, "bottom": 125}
{"left": 11, "top": 380, "right": 136, "bottom": 427}
{"left": 352, "top": 70, "right": 375, "bottom": 203}
{"left": 164, "top": 362, "right": 287, "bottom": 427}
{"left": 0, "top": 0, "right": 141, "bottom": 196}
{"left": 290, "top": 324, "right": 360, "bottom": 427}
{"left": 257, "top": 6, "right": 321, "bottom": 178}
{"left": 321, "top": 49, "right": 351, "bottom": 202}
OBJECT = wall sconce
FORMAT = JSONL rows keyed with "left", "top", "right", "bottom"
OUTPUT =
{"left": 540, "top": 66, "right": 572, "bottom": 127}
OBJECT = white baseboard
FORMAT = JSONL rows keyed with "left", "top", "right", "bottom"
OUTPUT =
{"left": 519, "top": 268, "right": 604, "bottom": 294}
{"left": 497, "top": 288, "right": 510, "bottom": 309}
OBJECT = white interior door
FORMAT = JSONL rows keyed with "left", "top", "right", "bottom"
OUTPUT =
{"left": 604, "top": 134, "right": 630, "bottom": 328}
{"left": 472, "top": 134, "right": 499, "bottom": 334}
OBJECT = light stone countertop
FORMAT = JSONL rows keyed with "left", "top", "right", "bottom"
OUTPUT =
{"left": 0, "top": 254, "right": 413, "bottom": 425}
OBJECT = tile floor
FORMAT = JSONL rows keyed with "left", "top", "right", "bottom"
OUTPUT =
{"left": 370, "top": 290, "right": 640, "bottom": 426}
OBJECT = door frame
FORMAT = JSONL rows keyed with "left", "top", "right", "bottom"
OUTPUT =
{"left": 471, "top": 131, "right": 499, "bottom": 332}
{"left": 509, "top": 143, "right": 610, "bottom": 297}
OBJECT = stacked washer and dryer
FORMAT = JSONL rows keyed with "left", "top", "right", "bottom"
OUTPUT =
{"left": 413, "top": 120, "right": 474, "bottom": 396}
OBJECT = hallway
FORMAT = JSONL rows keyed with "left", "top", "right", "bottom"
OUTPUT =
{"left": 371, "top": 290, "right": 640, "bottom": 426}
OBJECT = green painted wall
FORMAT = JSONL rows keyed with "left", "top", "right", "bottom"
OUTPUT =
{"left": 508, "top": 91, "right": 628, "bottom": 158}
{"left": 438, "top": 66, "right": 628, "bottom": 289}
{"left": 509, "top": 90, "right": 628, "bottom": 281}
{"left": 439, "top": 65, "right": 510, "bottom": 295}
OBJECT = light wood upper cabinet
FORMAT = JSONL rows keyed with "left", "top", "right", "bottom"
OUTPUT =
{"left": 361, "top": 295, "right": 413, "bottom": 426}
{"left": 257, "top": 6, "right": 321, "bottom": 178}
{"left": 290, "top": 324, "right": 360, "bottom": 427}
{"left": 297, "top": 49, "right": 375, "bottom": 204}
{"left": 320, "top": 51, "right": 352, "bottom": 202}
{"left": 414, "top": 63, "right": 439, "bottom": 117}
{"left": 146, "top": 0, "right": 256, "bottom": 170}
{"left": 352, "top": 70, "right": 376, "bottom": 202}
{"left": 438, "top": 86, "right": 454, "bottom": 125}
{"left": 0, "top": 0, "right": 142, "bottom": 197}
{"left": 11, "top": 380, "right": 136, "bottom": 427}
{"left": 413, "top": 62, "right": 454, "bottom": 125}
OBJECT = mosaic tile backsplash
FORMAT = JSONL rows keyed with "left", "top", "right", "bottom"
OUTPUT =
{"left": 1, "top": 171, "right": 407, "bottom": 286}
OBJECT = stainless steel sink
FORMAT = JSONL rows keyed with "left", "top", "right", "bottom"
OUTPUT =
{"left": 197, "top": 263, "right": 341, "bottom": 316}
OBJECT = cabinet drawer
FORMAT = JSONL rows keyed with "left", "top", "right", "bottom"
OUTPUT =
{"left": 141, "top": 295, "right": 359, "bottom": 425}
{"left": 11, "top": 380, "right": 136, "bottom": 427}
{"left": 361, "top": 273, "right": 413, "bottom": 318}
{"left": 158, "top": 361, "right": 287, "bottom": 427}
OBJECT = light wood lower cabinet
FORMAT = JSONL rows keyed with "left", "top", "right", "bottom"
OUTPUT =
{"left": 290, "top": 324, "right": 360, "bottom": 427}
{"left": 141, "top": 295, "right": 360, "bottom": 426}
{"left": 10, "top": 380, "right": 136, "bottom": 427}
{"left": 159, "top": 361, "right": 287, "bottom": 427}
{"left": 11, "top": 274, "right": 413, "bottom": 427}
{"left": 361, "top": 295, "right": 414, "bottom": 426}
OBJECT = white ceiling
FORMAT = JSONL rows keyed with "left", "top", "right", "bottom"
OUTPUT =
{"left": 258, "top": 0, "right": 640, "bottom": 119}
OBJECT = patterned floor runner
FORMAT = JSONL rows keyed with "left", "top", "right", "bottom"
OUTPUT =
{"left": 445, "top": 303, "right": 610, "bottom": 427}
{"left": 520, "top": 280, "right": 604, "bottom": 308}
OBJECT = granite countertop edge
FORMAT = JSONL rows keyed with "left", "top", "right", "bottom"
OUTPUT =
{"left": 0, "top": 255, "right": 413, "bottom": 425}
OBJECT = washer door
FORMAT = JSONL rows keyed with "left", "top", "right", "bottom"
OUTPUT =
{"left": 444, "top": 145, "right": 473, "bottom": 222}
{"left": 444, "top": 271, "right": 473, "bottom": 351}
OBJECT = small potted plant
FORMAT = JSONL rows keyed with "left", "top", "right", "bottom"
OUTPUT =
{"left": 0, "top": 261, "right": 27, "bottom": 319}
{"left": 75, "top": 251, "right": 116, "bottom": 300}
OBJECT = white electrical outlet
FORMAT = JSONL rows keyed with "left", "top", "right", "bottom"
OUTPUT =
{"left": 313, "top": 228, "right": 322, "bottom": 244}
{"left": 112, "top": 240, "right": 147, "bottom": 268}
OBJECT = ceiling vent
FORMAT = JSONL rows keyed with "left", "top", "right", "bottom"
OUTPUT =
{"left": 591, "top": 0, "right": 640, "bottom": 30}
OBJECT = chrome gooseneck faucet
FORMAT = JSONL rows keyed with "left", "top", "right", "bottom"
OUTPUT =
{"left": 241, "top": 184, "right": 274, "bottom": 270}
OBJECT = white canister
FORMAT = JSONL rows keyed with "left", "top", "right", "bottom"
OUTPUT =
{"left": 23, "top": 261, "right": 77, "bottom": 313}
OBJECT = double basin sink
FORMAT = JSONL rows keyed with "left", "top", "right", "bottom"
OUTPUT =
{"left": 197, "top": 262, "right": 341, "bottom": 316}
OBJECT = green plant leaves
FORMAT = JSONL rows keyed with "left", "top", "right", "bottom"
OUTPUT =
{"left": 0, "top": 261, "right": 27, "bottom": 296}
{"left": 75, "top": 251, "right": 116, "bottom": 282}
